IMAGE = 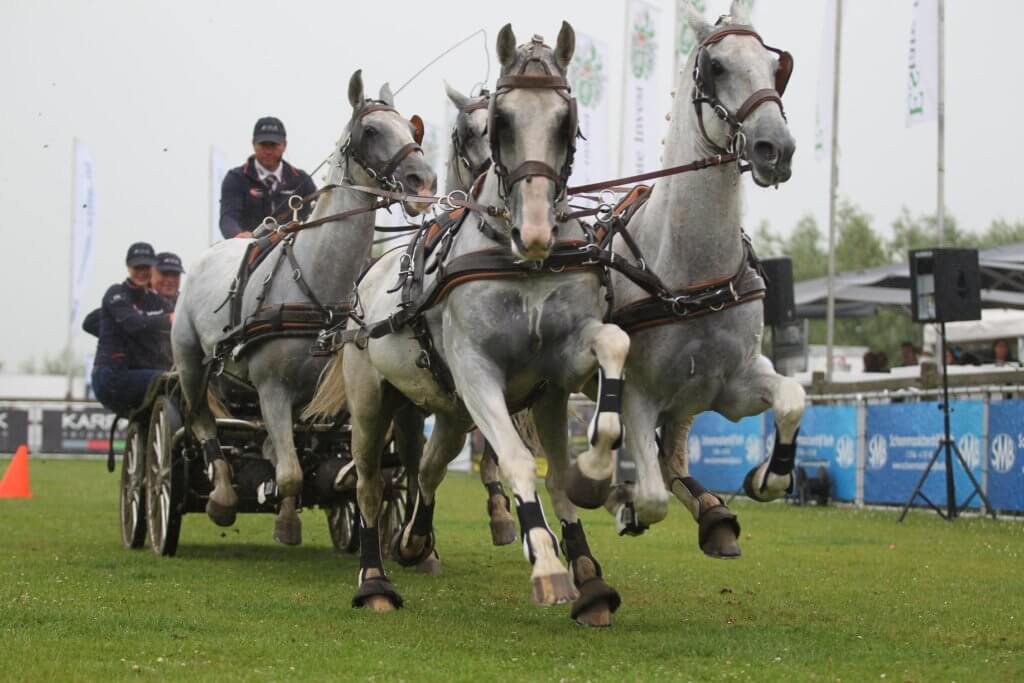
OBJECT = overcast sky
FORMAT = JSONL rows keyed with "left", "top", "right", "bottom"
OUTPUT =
{"left": 1, "top": 0, "right": 1022, "bottom": 371}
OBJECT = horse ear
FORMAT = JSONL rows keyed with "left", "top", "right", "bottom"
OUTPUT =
{"left": 683, "top": 2, "right": 713, "bottom": 42}
{"left": 348, "top": 69, "right": 365, "bottom": 108}
{"left": 497, "top": 24, "right": 517, "bottom": 67}
{"left": 410, "top": 114, "right": 425, "bottom": 145}
{"left": 444, "top": 80, "right": 471, "bottom": 110}
{"left": 729, "top": 0, "right": 753, "bottom": 25}
{"left": 379, "top": 82, "right": 395, "bottom": 107}
{"left": 554, "top": 21, "right": 575, "bottom": 71}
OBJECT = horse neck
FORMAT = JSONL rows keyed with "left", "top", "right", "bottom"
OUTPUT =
{"left": 639, "top": 75, "right": 745, "bottom": 290}
{"left": 290, "top": 163, "right": 377, "bottom": 301}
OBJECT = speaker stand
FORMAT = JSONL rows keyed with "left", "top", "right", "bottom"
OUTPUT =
{"left": 898, "top": 322, "right": 996, "bottom": 522}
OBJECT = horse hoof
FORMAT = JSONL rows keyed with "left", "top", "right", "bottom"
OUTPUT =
{"left": 273, "top": 515, "right": 302, "bottom": 546}
{"left": 352, "top": 577, "right": 404, "bottom": 611}
{"left": 565, "top": 461, "right": 611, "bottom": 509}
{"left": 742, "top": 466, "right": 790, "bottom": 502}
{"left": 531, "top": 572, "right": 578, "bottom": 606}
{"left": 205, "top": 498, "right": 236, "bottom": 527}
{"left": 415, "top": 550, "right": 442, "bottom": 576}
{"left": 390, "top": 528, "right": 435, "bottom": 568}
{"left": 699, "top": 504, "right": 742, "bottom": 558}
{"left": 364, "top": 595, "right": 396, "bottom": 612}
{"left": 489, "top": 518, "right": 517, "bottom": 546}
{"left": 574, "top": 603, "right": 612, "bottom": 628}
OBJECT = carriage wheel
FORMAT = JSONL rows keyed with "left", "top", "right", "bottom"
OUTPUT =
{"left": 326, "top": 500, "right": 359, "bottom": 553}
{"left": 145, "top": 396, "right": 185, "bottom": 557}
{"left": 379, "top": 468, "right": 408, "bottom": 560}
{"left": 119, "top": 421, "right": 147, "bottom": 549}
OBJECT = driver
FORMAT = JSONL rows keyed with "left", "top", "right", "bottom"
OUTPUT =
{"left": 219, "top": 116, "right": 317, "bottom": 239}
{"left": 90, "top": 242, "right": 175, "bottom": 414}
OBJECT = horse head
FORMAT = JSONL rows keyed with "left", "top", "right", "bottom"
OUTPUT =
{"left": 445, "top": 82, "right": 491, "bottom": 187}
{"left": 341, "top": 70, "right": 437, "bottom": 215}
{"left": 683, "top": 0, "right": 795, "bottom": 187}
{"left": 488, "top": 22, "right": 578, "bottom": 261}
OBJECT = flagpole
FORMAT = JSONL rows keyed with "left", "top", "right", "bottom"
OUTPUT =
{"left": 936, "top": 0, "right": 945, "bottom": 246}
{"left": 825, "top": 0, "right": 843, "bottom": 382}
{"left": 65, "top": 138, "right": 78, "bottom": 400}
{"left": 618, "top": 0, "right": 631, "bottom": 176}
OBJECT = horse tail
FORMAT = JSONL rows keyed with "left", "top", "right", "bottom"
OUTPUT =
{"left": 512, "top": 409, "right": 543, "bottom": 457}
{"left": 301, "top": 350, "right": 347, "bottom": 421}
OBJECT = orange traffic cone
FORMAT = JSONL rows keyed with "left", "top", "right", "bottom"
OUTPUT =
{"left": 0, "top": 444, "right": 32, "bottom": 499}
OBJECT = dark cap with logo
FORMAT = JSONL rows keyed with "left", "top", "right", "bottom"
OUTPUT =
{"left": 155, "top": 252, "right": 185, "bottom": 274}
{"left": 125, "top": 242, "right": 157, "bottom": 267}
{"left": 253, "top": 116, "right": 287, "bottom": 144}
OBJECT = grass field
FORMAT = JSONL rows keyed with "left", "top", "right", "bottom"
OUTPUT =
{"left": 1, "top": 458, "right": 1022, "bottom": 682}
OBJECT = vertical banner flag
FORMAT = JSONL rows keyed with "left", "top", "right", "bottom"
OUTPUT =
{"left": 907, "top": 0, "right": 939, "bottom": 126}
{"left": 70, "top": 140, "right": 97, "bottom": 330}
{"left": 568, "top": 33, "right": 610, "bottom": 187}
{"left": 673, "top": 0, "right": 706, "bottom": 81}
{"left": 209, "top": 146, "right": 227, "bottom": 245}
{"left": 815, "top": 0, "right": 838, "bottom": 160}
{"left": 621, "top": 0, "right": 662, "bottom": 175}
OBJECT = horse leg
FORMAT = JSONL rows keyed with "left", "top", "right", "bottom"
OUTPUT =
{"left": 659, "top": 416, "right": 741, "bottom": 558}
{"left": 260, "top": 436, "right": 302, "bottom": 546}
{"left": 392, "top": 413, "right": 465, "bottom": 573}
{"left": 455, "top": 363, "right": 575, "bottom": 606}
{"left": 175, "top": 331, "right": 237, "bottom": 526}
{"left": 254, "top": 382, "right": 304, "bottom": 500}
{"left": 620, "top": 389, "right": 671, "bottom": 528}
{"left": 391, "top": 402, "right": 442, "bottom": 575}
{"left": 721, "top": 362, "right": 806, "bottom": 502}
{"left": 565, "top": 323, "right": 630, "bottom": 509}
{"left": 346, "top": 354, "right": 403, "bottom": 611}
{"left": 536, "top": 390, "right": 620, "bottom": 627}
{"left": 480, "top": 438, "right": 515, "bottom": 545}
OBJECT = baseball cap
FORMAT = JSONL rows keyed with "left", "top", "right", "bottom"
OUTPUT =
{"left": 155, "top": 252, "right": 184, "bottom": 274}
{"left": 126, "top": 242, "right": 157, "bottom": 267}
{"left": 253, "top": 116, "right": 287, "bottom": 144}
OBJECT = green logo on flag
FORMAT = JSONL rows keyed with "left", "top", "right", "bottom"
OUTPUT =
{"left": 630, "top": 10, "right": 657, "bottom": 80}
{"left": 570, "top": 42, "right": 605, "bottom": 108}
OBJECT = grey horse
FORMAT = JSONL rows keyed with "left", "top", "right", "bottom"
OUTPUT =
{"left": 310, "top": 24, "right": 628, "bottom": 625}
{"left": 569, "top": 1, "right": 804, "bottom": 554}
{"left": 171, "top": 70, "right": 436, "bottom": 543}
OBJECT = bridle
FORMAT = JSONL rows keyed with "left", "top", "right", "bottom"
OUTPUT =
{"left": 451, "top": 91, "right": 492, "bottom": 184}
{"left": 691, "top": 25, "right": 793, "bottom": 157}
{"left": 339, "top": 99, "right": 425, "bottom": 192}
{"left": 488, "top": 36, "right": 579, "bottom": 203}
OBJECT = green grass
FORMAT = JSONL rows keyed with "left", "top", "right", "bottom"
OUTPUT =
{"left": 1, "top": 458, "right": 1022, "bottom": 682}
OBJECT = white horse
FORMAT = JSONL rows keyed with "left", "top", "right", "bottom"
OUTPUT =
{"left": 172, "top": 71, "right": 436, "bottom": 543}
{"left": 310, "top": 24, "right": 628, "bottom": 625}
{"left": 568, "top": 1, "right": 804, "bottom": 555}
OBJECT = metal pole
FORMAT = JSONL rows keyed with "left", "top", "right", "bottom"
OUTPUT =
{"left": 940, "top": 321, "right": 957, "bottom": 519}
{"left": 936, "top": 0, "right": 946, "bottom": 246}
{"left": 825, "top": 0, "right": 843, "bottom": 381}
{"left": 65, "top": 138, "right": 78, "bottom": 400}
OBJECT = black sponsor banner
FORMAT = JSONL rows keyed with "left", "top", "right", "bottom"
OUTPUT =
{"left": 41, "top": 406, "right": 125, "bottom": 454}
{"left": 0, "top": 408, "right": 29, "bottom": 453}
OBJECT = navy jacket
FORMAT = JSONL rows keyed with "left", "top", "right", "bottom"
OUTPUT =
{"left": 93, "top": 281, "right": 174, "bottom": 371}
{"left": 219, "top": 156, "right": 316, "bottom": 238}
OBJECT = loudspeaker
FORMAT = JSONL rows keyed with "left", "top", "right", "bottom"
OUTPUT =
{"left": 762, "top": 257, "right": 796, "bottom": 326}
{"left": 909, "top": 248, "right": 981, "bottom": 323}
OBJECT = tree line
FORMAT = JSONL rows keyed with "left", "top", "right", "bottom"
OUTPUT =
{"left": 753, "top": 202, "right": 1024, "bottom": 363}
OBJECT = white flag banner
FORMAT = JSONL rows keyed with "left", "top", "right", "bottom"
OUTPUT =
{"left": 673, "top": 0, "right": 706, "bottom": 81}
{"left": 907, "top": 0, "right": 939, "bottom": 127}
{"left": 209, "top": 146, "right": 228, "bottom": 244}
{"left": 814, "top": 0, "right": 838, "bottom": 161}
{"left": 621, "top": 0, "right": 662, "bottom": 176}
{"left": 70, "top": 140, "right": 97, "bottom": 330}
{"left": 568, "top": 33, "right": 611, "bottom": 188}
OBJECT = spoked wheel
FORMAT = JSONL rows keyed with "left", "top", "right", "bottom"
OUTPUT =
{"left": 380, "top": 467, "right": 408, "bottom": 560}
{"left": 119, "top": 421, "right": 147, "bottom": 549}
{"left": 145, "top": 396, "right": 185, "bottom": 557}
{"left": 327, "top": 500, "right": 359, "bottom": 553}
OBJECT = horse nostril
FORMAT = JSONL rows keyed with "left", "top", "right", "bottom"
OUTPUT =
{"left": 405, "top": 173, "right": 423, "bottom": 190}
{"left": 753, "top": 140, "right": 779, "bottom": 166}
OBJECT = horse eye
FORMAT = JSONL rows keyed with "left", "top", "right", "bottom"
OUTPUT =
{"left": 364, "top": 126, "right": 378, "bottom": 137}
{"left": 710, "top": 59, "right": 725, "bottom": 77}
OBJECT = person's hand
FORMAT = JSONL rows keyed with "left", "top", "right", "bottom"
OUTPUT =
{"left": 169, "top": 312, "right": 175, "bottom": 324}
{"left": 235, "top": 231, "right": 253, "bottom": 239}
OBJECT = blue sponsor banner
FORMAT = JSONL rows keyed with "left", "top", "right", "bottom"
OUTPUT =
{"left": 787, "top": 405, "right": 858, "bottom": 502}
{"left": 687, "top": 412, "right": 764, "bottom": 492}
{"left": 987, "top": 400, "right": 1024, "bottom": 513}
{"left": 864, "top": 401, "right": 985, "bottom": 507}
